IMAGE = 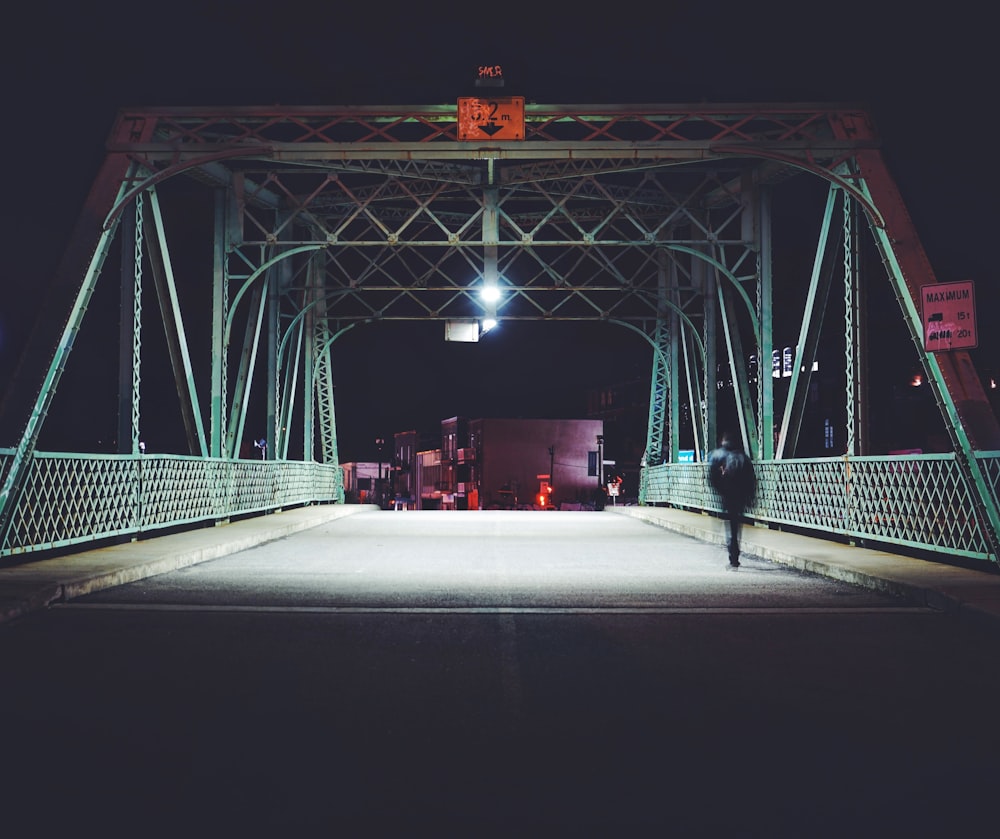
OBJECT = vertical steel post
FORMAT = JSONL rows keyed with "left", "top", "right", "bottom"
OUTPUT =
{"left": 312, "top": 294, "right": 340, "bottom": 467}
{"left": 700, "top": 253, "right": 717, "bottom": 451}
{"left": 278, "top": 320, "right": 302, "bottom": 460}
{"left": 757, "top": 185, "right": 775, "bottom": 460}
{"left": 302, "top": 261, "right": 318, "bottom": 463}
{"left": 225, "top": 280, "right": 266, "bottom": 458}
{"left": 668, "top": 304, "right": 681, "bottom": 462}
{"left": 644, "top": 253, "right": 670, "bottom": 466}
{"left": 483, "top": 182, "right": 500, "bottom": 326}
{"left": 843, "top": 189, "right": 856, "bottom": 457}
{"left": 211, "top": 189, "right": 227, "bottom": 458}
{"left": 851, "top": 196, "right": 869, "bottom": 455}
{"left": 682, "top": 328, "right": 702, "bottom": 459}
{"left": 717, "top": 278, "right": 757, "bottom": 456}
{"left": 117, "top": 199, "right": 137, "bottom": 454}
{"left": 267, "top": 248, "right": 280, "bottom": 459}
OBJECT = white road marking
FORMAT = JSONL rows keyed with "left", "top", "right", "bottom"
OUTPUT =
{"left": 57, "top": 602, "right": 931, "bottom": 615}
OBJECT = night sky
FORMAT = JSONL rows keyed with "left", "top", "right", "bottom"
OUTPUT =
{"left": 1, "top": 2, "right": 993, "bottom": 461}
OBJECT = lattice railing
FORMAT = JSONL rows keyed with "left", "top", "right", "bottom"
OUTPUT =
{"left": 5, "top": 449, "right": 996, "bottom": 563}
{"left": 642, "top": 453, "right": 1000, "bottom": 564}
{"left": 0, "top": 451, "right": 343, "bottom": 557}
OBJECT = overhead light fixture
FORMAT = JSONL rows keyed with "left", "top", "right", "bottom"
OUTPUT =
{"left": 445, "top": 320, "right": 480, "bottom": 343}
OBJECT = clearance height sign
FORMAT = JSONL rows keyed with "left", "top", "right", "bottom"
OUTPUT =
{"left": 921, "top": 281, "right": 977, "bottom": 352}
{"left": 457, "top": 97, "right": 525, "bottom": 141}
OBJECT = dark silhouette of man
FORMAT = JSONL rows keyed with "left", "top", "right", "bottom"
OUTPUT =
{"left": 708, "top": 431, "right": 756, "bottom": 568}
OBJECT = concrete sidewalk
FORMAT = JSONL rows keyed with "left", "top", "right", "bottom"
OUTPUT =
{"left": 0, "top": 504, "right": 374, "bottom": 625}
{"left": 2, "top": 502, "right": 999, "bottom": 632}
{"left": 610, "top": 504, "right": 1000, "bottom": 632}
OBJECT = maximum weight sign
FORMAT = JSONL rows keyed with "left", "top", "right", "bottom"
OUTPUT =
{"left": 921, "top": 280, "right": 977, "bottom": 352}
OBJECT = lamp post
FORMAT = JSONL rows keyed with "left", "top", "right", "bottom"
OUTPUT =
{"left": 375, "top": 437, "right": 385, "bottom": 507}
{"left": 596, "top": 435, "right": 604, "bottom": 490}
{"left": 548, "top": 445, "right": 555, "bottom": 503}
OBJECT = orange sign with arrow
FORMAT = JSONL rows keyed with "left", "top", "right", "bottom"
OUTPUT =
{"left": 457, "top": 97, "right": 525, "bottom": 141}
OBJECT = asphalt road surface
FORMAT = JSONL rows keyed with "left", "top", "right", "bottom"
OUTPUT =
{"left": 1, "top": 510, "right": 998, "bottom": 836}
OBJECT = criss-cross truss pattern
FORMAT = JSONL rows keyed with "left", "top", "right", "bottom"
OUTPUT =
{"left": 1, "top": 102, "right": 998, "bottom": 563}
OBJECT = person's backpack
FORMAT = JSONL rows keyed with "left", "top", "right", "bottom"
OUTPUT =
{"left": 721, "top": 450, "right": 755, "bottom": 503}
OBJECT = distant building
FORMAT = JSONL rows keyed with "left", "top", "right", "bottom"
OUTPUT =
{"left": 471, "top": 417, "right": 605, "bottom": 510}
{"left": 392, "top": 429, "right": 439, "bottom": 508}
{"left": 585, "top": 376, "right": 648, "bottom": 499}
{"left": 397, "top": 416, "right": 605, "bottom": 510}
{"left": 340, "top": 461, "right": 384, "bottom": 504}
{"left": 416, "top": 448, "right": 448, "bottom": 510}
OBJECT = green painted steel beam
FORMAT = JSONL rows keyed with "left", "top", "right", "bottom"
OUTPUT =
{"left": 717, "top": 281, "right": 758, "bottom": 456}
{"left": 700, "top": 256, "right": 718, "bottom": 454}
{"left": 146, "top": 188, "right": 209, "bottom": 457}
{"left": 668, "top": 299, "right": 681, "bottom": 463}
{"left": 211, "top": 190, "right": 227, "bottom": 458}
{"left": 776, "top": 184, "right": 839, "bottom": 459}
{"left": 267, "top": 249, "right": 282, "bottom": 462}
{"left": 757, "top": 185, "right": 774, "bottom": 461}
{"left": 645, "top": 319, "right": 669, "bottom": 467}
{"left": 0, "top": 158, "right": 134, "bottom": 539}
{"left": 278, "top": 320, "right": 302, "bottom": 460}
{"left": 226, "top": 280, "right": 266, "bottom": 458}
{"left": 116, "top": 202, "right": 138, "bottom": 455}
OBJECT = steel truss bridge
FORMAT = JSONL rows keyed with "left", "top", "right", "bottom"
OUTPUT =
{"left": 1, "top": 102, "right": 999, "bottom": 565}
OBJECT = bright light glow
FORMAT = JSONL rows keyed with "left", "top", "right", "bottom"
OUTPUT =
{"left": 480, "top": 285, "right": 501, "bottom": 303}
{"left": 481, "top": 317, "right": 497, "bottom": 332}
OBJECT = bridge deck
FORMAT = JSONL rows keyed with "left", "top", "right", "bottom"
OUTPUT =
{"left": 2, "top": 505, "right": 998, "bottom": 629}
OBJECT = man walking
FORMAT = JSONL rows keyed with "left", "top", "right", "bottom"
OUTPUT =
{"left": 708, "top": 432, "right": 756, "bottom": 568}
